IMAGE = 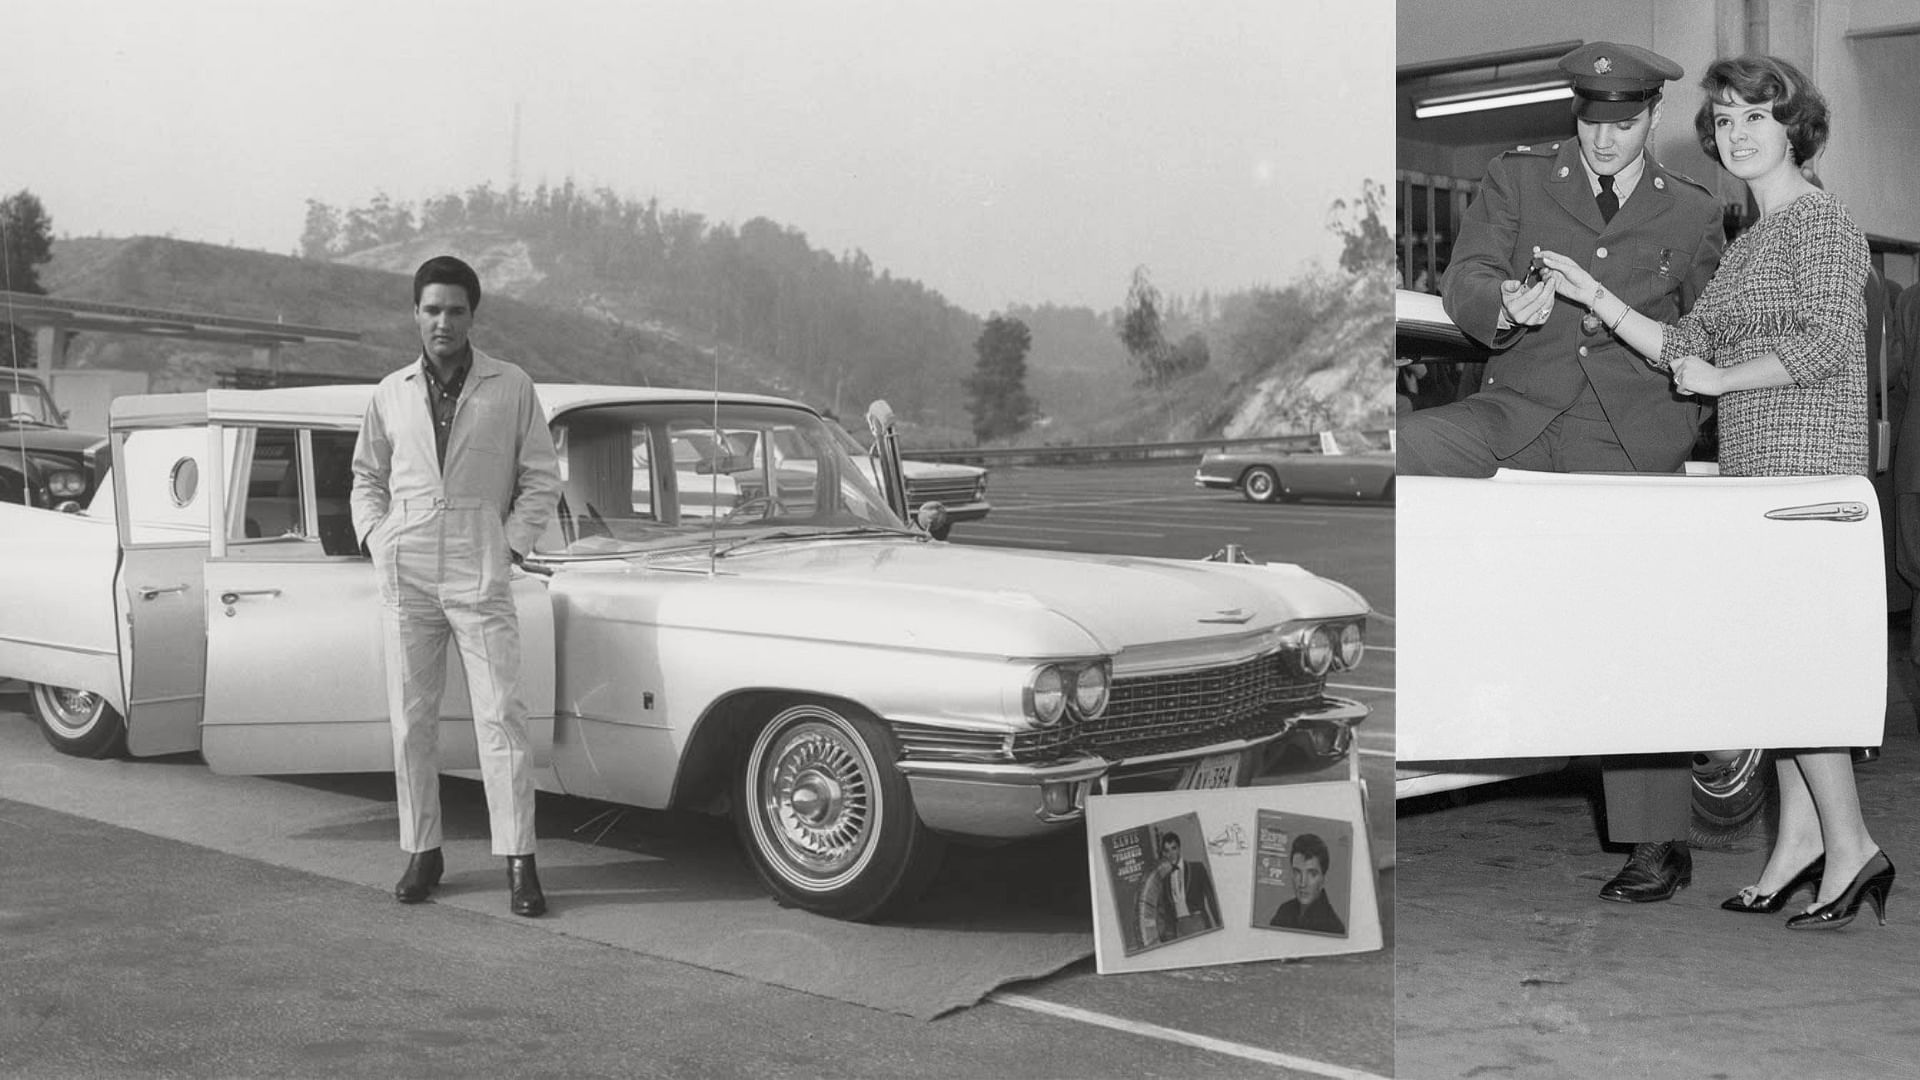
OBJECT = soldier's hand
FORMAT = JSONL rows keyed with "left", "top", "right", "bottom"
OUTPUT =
{"left": 1500, "top": 278, "right": 1556, "bottom": 327}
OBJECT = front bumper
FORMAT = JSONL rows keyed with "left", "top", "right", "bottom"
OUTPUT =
{"left": 897, "top": 695, "right": 1367, "bottom": 840}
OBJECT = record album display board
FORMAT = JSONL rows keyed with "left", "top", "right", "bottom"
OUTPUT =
{"left": 1086, "top": 780, "right": 1380, "bottom": 974}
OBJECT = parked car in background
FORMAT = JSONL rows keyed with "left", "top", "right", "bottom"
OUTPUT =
{"left": 0, "top": 383, "right": 1370, "bottom": 921}
{"left": 2, "top": 369, "right": 104, "bottom": 509}
{"left": 824, "top": 423, "right": 990, "bottom": 523}
{"left": 1393, "top": 288, "right": 1885, "bottom": 842}
{"left": 1195, "top": 431, "right": 1395, "bottom": 504}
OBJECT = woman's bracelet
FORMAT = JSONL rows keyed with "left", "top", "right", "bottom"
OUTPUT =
{"left": 1590, "top": 285, "right": 1630, "bottom": 332}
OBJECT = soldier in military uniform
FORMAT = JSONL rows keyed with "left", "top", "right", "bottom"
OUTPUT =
{"left": 1400, "top": 43, "right": 1726, "bottom": 903}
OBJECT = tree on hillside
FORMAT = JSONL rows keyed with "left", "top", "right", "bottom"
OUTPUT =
{"left": 0, "top": 189, "right": 54, "bottom": 367}
{"left": 299, "top": 199, "right": 340, "bottom": 259}
{"left": 965, "top": 315, "right": 1038, "bottom": 442}
{"left": 1327, "top": 179, "right": 1393, "bottom": 276}
{"left": 1119, "top": 266, "right": 1208, "bottom": 387}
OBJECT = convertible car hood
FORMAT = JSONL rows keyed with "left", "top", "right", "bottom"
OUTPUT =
{"left": 550, "top": 539, "right": 1367, "bottom": 660}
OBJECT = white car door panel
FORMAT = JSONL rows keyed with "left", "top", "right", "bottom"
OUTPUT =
{"left": 1400, "top": 470, "right": 1885, "bottom": 761}
{"left": 200, "top": 559, "right": 556, "bottom": 775}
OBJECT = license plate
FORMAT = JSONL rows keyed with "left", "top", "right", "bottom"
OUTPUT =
{"left": 1177, "top": 752, "right": 1242, "bottom": 790}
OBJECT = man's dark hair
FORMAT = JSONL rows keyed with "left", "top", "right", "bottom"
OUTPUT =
{"left": 413, "top": 255, "right": 482, "bottom": 309}
{"left": 1291, "top": 833, "right": 1332, "bottom": 874}
{"left": 1159, "top": 832, "right": 1182, "bottom": 854}
{"left": 1694, "top": 54, "right": 1829, "bottom": 167}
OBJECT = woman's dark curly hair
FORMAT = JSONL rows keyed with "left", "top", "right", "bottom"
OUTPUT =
{"left": 1694, "top": 54, "right": 1829, "bottom": 166}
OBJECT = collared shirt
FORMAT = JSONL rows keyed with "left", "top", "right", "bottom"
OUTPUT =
{"left": 1170, "top": 863, "right": 1192, "bottom": 918}
{"left": 420, "top": 347, "right": 473, "bottom": 469}
{"left": 1583, "top": 151, "right": 1647, "bottom": 206}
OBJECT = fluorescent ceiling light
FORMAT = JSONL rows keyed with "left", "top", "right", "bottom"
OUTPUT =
{"left": 1414, "top": 81, "right": 1573, "bottom": 119}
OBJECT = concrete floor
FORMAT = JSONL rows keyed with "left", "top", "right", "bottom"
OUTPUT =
{"left": 1395, "top": 635, "right": 1920, "bottom": 1079}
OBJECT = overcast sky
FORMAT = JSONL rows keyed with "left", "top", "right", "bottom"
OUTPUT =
{"left": 6, "top": 0, "right": 1391, "bottom": 314}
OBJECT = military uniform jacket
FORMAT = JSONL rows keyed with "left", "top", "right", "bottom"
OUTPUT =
{"left": 1442, "top": 140, "right": 1725, "bottom": 470}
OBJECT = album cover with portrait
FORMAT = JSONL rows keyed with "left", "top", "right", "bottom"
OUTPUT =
{"left": 1249, "top": 809, "right": 1353, "bottom": 938}
{"left": 1099, "top": 811, "right": 1222, "bottom": 957}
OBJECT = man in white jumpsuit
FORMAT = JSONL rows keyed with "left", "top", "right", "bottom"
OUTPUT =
{"left": 350, "top": 255, "right": 561, "bottom": 916}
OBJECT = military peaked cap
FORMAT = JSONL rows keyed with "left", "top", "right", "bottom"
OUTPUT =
{"left": 1557, "top": 42, "right": 1684, "bottom": 123}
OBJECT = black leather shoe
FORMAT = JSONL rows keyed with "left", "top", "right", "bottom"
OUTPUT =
{"left": 394, "top": 847, "right": 444, "bottom": 904}
{"left": 508, "top": 854, "right": 546, "bottom": 917}
{"left": 1599, "top": 841, "right": 1692, "bottom": 903}
{"left": 1852, "top": 746, "right": 1880, "bottom": 765}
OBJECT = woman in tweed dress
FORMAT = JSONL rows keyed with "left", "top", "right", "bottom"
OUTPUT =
{"left": 1541, "top": 55, "right": 1892, "bottom": 930}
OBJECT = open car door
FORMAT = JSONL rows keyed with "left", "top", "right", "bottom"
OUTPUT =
{"left": 198, "top": 426, "right": 555, "bottom": 774}
{"left": 1400, "top": 469, "right": 1886, "bottom": 761}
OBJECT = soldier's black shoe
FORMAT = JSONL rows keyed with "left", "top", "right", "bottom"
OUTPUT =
{"left": 1599, "top": 841, "right": 1692, "bottom": 903}
{"left": 394, "top": 848, "right": 444, "bottom": 904}
{"left": 508, "top": 855, "right": 546, "bottom": 917}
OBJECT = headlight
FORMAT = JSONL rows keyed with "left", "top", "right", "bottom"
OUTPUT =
{"left": 1028, "top": 666, "right": 1068, "bottom": 726}
{"left": 1072, "top": 662, "right": 1110, "bottom": 718}
{"left": 1336, "top": 622, "right": 1365, "bottom": 670}
{"left": 1301, "top": 626, "right": 1334, "bottom": 676}
{"left": 46, "top": 470, "right": 86, "bottom": 498}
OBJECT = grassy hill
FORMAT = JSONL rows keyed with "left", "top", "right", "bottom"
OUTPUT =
{"left": 38, "top": 236, "right": 798, "bottom": 398}
{"left": 35, "top": 233, "right": 1391, "bottom": 444}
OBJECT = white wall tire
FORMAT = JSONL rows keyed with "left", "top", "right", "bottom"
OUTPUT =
{"left": 29, "top": 683, "right": 127, "bottom": 758}
{"left": 1242, "top": 467, "right": 1280, "bottom": 503}
{"left": 734, "top": 701, "right": 944, "bottom": 921}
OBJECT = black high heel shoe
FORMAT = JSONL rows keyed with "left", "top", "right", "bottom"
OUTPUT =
{"left": 1785, "top": 851, "right": 1894, "bottom": 931}
{"left": 1721, "top": 854, "right": 1824, "bottom": 914}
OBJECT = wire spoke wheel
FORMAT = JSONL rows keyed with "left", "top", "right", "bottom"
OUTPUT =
{"left": 29, "top": 682, "right": 126, "bottom": 757}
{"left": 735, "top": 700, "right": 944, "bottom": 920}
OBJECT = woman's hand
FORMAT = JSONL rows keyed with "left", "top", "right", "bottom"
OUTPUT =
{"left": 1534, "top": 249, "right": 1599, "bottom": 304}
{"left": 1669, "top": 355, "right": 1724, "bottom": 397}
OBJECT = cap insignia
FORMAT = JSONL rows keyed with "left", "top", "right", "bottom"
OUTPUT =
{"left": 1594, "top": 57, "right": 1613, "bottom": 74}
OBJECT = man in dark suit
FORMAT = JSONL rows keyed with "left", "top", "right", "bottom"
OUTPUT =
{"left": 1145, "top": 832, "right": 1220, "bottom": 943}
{"left": 1399, "top": 42, "right": 1726, "bottom": 904}
{"left": 1270, "top": 833, "right": 1345, "bottom": 935}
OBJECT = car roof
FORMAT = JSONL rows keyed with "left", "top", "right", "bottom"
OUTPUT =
{"left": 108, "top": 383, "right": 813, "bottom": 432}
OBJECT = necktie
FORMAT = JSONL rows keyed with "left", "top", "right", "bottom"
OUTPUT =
{"left": 1597, "top": 174, "right": 1619, "bottom": 224}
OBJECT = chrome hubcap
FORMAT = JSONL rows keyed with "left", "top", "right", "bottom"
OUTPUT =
{"left": 36, "top": 685, "right": 102, "bottom": 734}
{"left": 758, "top": 713, "right": 875, "bottom": 882}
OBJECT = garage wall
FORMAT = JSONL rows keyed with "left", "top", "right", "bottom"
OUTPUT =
{"left": 1399, "top": 0, "right": 1920, "bottom": 265}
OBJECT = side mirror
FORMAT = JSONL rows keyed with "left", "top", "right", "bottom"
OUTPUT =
{"left": 915, "top": 501, "right": 952, "bottom": 542}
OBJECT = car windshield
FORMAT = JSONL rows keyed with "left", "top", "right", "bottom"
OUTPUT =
{"left": 534, "top": 400, "right": 907, "bottom": 559}
{"left": 1, "top": 377, "right": 60, "bottom": 428}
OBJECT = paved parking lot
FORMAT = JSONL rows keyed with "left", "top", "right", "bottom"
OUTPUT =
{"left": 3, "top": 460, "right": 1395, "bottom": 1080}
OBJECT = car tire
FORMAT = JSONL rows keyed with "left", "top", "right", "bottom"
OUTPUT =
{"left": 735, "top": 700, "right": 945, "bottom": 921}
{"left": 1689, "top": 748, "right": 1775, "bottom": 849}
{"left": 29, "top": 683, "right": 127, "bottom": 758}
{"left": 1241, "top": 467, "right": 1280, "bottom": 504}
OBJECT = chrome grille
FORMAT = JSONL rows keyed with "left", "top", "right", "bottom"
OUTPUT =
{"left": 1010, "top": 649, "right": 1320, "bottom": 762}
{"left": 906, "top": 476, "right": 979, "bottom": 506}
{"left": 894, "top": 720, "right": 1010, "bottom": 761}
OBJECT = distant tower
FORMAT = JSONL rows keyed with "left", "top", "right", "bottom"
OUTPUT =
{"left": 509, "top": 102, "right": 522, "bottom": 192}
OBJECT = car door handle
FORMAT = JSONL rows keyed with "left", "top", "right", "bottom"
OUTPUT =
{"left": 1764, "top": 501, "right": 1869, "bottom": 523}
{"left": 138, "top": 584, "right": 188, "bottom": 600}
{"left": 219, "top": 589, "right": 283, "bottom": 604}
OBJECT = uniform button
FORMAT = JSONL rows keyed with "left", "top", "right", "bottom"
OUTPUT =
{"left": 1557, "top": 167, "right": 1570, "bottom": 178}
{"left": 1596, "top": 247, "right": 1609, "bottom": 259}
{"left": 1578, "top": 346, "right": 1589, "bottom": 356}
